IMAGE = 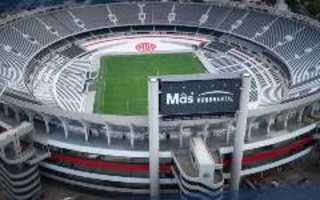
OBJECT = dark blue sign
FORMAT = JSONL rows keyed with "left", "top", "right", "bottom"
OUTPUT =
{"left": 159, "top": 78, "right": 241, "bottom": 116}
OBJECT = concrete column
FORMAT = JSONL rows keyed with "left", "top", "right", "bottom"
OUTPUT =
{"left": 316, "top": 103, "right": 320, "bottom": 114}
{"left": 42, "top": 115, "right": 50, "bottom": 134}
{"left": 179, "top": 124, "right": 183, "bottom": 148}
{"left": 247, "top": 122, "right": 253, "bottom": 142}
{"left": 0, "top": 146, "right": 3, "bottom": 157}
{"left": 148, "top": 78, "right": 160, "bottom": 200}
{"left": 284, "top": 112, "right": 291, "bottom": 130}
{"left": 298, "top": 108, "right": 305, "bottom": 125}
{"left": 231, "top": 74, "right": 251, "bottom": 193}
{"left": 104, "top": 124, "right": 111, "bottom": 146}
{"left": 130, "top": 125, "right": 135, "bottom": 149}
{"left": 61, "top": 119, "right": 69, "bottom": 139}
{"left": 267, "top": 118, "right": 275, "bottom": 136}
{"left": 3, "top": 104, "right": 9, "bottom": 117}
{"left": 311, "top": 105, "right": 315, "bottom": 116}
{"left": 13, "top": 108, "right": 20, "bottom": 123}
{"left": 226, "top": 121, "right": 233, "bottom": 145}
{"left": 27, "top": 112, "right": 34, "bottom": 127}
{"left": 14, "top": 135, "right": 22, "bottom": 156}
{"left": 311, "top": 103, "right": 320, "bottom": 116}
{"left": 246, "top": 118, "right": 257, "bottom": 141}
{"left": 81, "top": 122, "right": 89, "bottom": 142}
{"left": 203, "top": 123, "right": 210, "bottom": 143}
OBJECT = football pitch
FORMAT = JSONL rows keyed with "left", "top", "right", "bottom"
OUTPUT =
{"left": 94, "top": 53, "right": 206, "bottom": 115}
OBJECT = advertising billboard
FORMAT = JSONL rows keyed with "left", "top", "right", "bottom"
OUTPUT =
{"left": 159, "top": 76, "right": 241, "bottom": 116}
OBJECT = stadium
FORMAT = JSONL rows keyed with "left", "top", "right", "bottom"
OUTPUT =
{"left": 0, "top": 0, "right": 320, "bottom": 199}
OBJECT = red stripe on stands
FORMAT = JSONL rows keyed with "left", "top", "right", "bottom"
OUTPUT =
{"left": 49, "top": 153, "right": 171, "bottom": 173}
{"left": 48, "top": 135, "right": 313, "bottom": 173}
{"left": 223, "top": 135, "right": 313, "bottom": 166}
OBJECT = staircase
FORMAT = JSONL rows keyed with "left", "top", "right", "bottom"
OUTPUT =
{"left": 172, "top": 137, "right": 224, "bottom": 200}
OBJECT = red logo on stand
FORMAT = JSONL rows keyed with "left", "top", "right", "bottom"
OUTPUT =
{"left": 135, "top": 42, "right": 157, "bottom": 53}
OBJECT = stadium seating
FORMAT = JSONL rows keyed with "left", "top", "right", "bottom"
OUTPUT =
{"left": 0, "top": 26, "right": 40, "bottom": 57}
{"left": 290, "top": 45, "right": 320, "bottom": 84}
{"left": 0, "top": 2, "right": 319, "bottom": 110}
{"left": 32, "top": 53, "right": 69, "bottom": 108}
{"left": 200, "top": 5, "right": 231, "bottom": 28}
{"left": 0, "top": 47, "right": 25, "bottom": 89}
{"left": 13, "top": 18, "right": 59, "bottom": 45}
{"left": 218, "top": 8, "right": 248, "bottom": 32}
{"left": 201, "top": 44, "right": 287, "bottom": 105}
{"left": 145, "top": 2, "right": 173, "bottom": 25}
{"left": 1, "top": 3, "right": 320, "bottom": 197}
{"left": 108, "top": 3, "right": 140, "bottom": 25}
{"left": 173, "top": 3, "right": 208, "bottom": 26}
{"left": 38, "top": 14, "right": 72, "bottom": 37}
{"left": 275, "top": 27, "right": 320, "bottom": 61}
{"left": 51, "top": 10, "right": 84, "bottom": 33}
{"left": 71, "top": 5, "right": 113, "bottom": 30}
{"left": 56, "top": 59, "right": 90, "bottom": 112}
{"left": 233, "top": 11, "right": 275, "bottom": 39}
{"left": 255, "top": 17, "right": 303, "bottom": 48}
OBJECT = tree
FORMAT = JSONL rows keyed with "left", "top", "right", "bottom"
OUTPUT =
{"left": 306, "top": 0, "right": 320, "bottom": 17}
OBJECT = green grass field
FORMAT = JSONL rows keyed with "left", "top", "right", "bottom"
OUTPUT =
{"left": 94, "top": 53, "right": 206, "bottom": 115}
